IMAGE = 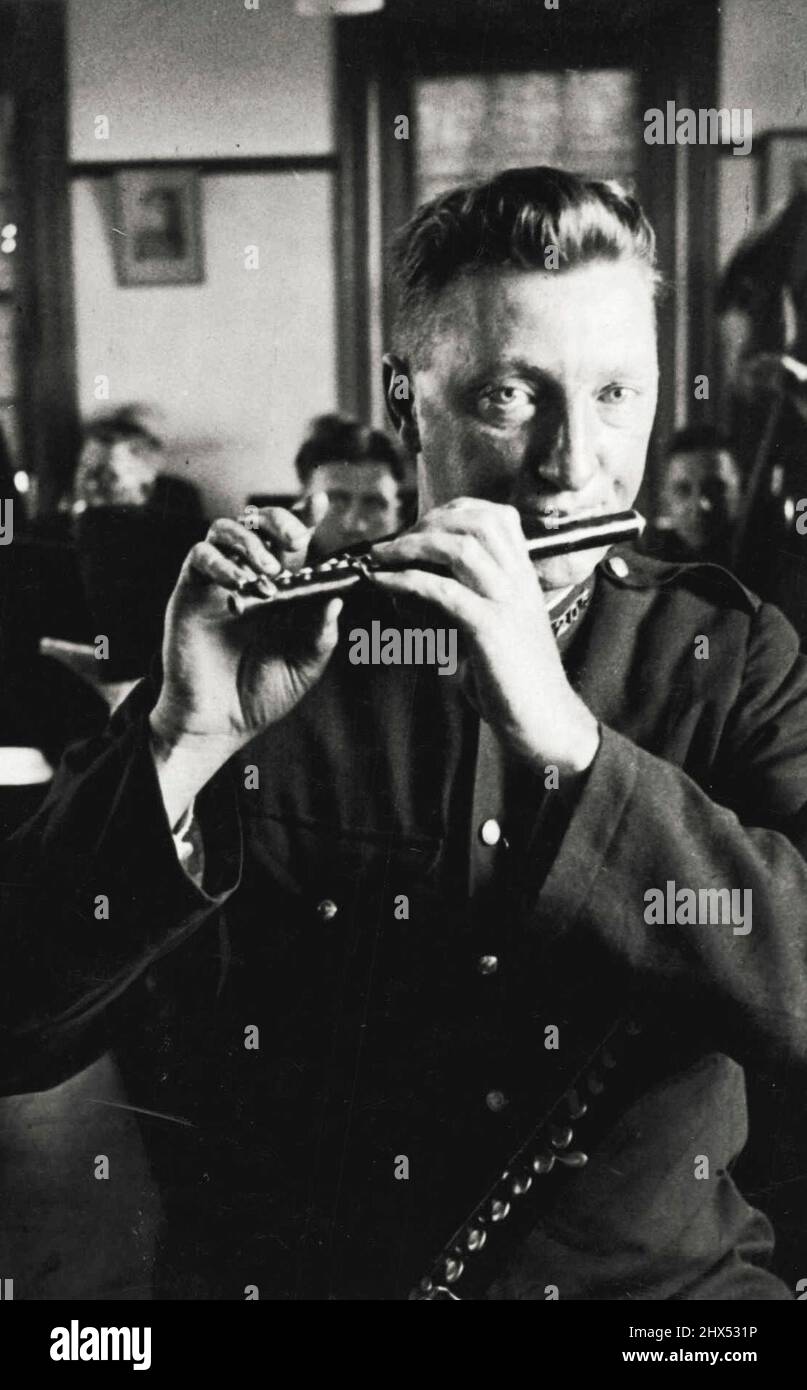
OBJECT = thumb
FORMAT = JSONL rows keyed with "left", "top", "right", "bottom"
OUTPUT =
{"left": 312, "top": 597, "right": 343, "bottom": 657}
{"left": 293, "top": 488, "right": 330, "bottom": 530}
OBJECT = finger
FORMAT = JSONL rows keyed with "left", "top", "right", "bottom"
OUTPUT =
{"left": 291, "top": 488, "right": 330, "bottom": 529}
{"left": 186, "top": 540, "right": 266, "bottom": 593}
{"left": 442, "top": 497, "right": 523, "bottom": 528}
{"left": 370, "top": 566, "right": 486, "bottom": 630}
{"left": 312, "top": 596, "right": 343, "bottom": 657}
{"left": 207, "top": 518, "right": 282, "bottom": 576}
{"left": 237, "top": 506, "right": 314, "bottom": 570}
{"left": 371, "top": 529, "right": 507, "bottom": 599}
{"left": 382, "top": 499, "right": 526, "bottom": 573}
{"left": 422, "top": 503, "right": 527, "bottom": 571}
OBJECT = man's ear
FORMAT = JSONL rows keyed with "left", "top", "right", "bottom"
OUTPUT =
{"left": 382, "top": 353, "right": 421, "bottom": 456}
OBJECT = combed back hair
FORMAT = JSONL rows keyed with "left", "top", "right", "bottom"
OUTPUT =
{"left": 391, "top": 165, "right": 659, "bottom": 364}
{"left": 295, "top": 413, "right": 405, "bottom": 485}
{"left": 81, "top": 404, "right": 162, "bottom": 451}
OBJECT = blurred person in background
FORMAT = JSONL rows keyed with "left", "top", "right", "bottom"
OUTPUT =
{"left": 294, "top": 413, "right": 406, "bottom": 559}
{"left": 1, "top": 407, "right": 207, "bottom": 824}
{"left": 43, "top": 407, "right": 205, "bottom": 698}
{"left": 71, "top": 406, "right": 162, "bottom": 513}
{"left": 70, "top": 405, "right": 205, "bottom": 529}
{"left": 717, "top": 192, "right": 807, "bottom": 636}
{"left": 642, "top": 425, "right": 743, "bottom": 566}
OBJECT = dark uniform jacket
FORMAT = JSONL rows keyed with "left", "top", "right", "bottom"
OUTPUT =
{"left": 3, "top": 548, "right": 807, "bottom": 1301}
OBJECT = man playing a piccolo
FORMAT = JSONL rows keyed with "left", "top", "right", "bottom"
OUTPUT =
{"left": 3, "top": 167, "right": 807, "bottom": 1300}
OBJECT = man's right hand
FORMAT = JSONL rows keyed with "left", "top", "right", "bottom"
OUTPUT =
{"left": 149, "top": 501, "right": 342, "bottom": 825}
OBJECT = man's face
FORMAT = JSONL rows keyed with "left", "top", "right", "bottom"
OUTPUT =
{"left": 405, "top": 260, "right": 659, "bottom": 590}
{"left": 73, "top": 437, "right": 158, "bottom": 512}
{"left": 306, "top": 461, "right": 400, "bottom": 555}
{"left": 662, "top": 449, "right": 742, "bottom": 553}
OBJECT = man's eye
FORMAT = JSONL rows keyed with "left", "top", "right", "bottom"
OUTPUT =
{"left": 479, "top": 385, "right": 534, "bottom": 417}
{"left": 599, "top": 385, "right": 638, "bottom": 406}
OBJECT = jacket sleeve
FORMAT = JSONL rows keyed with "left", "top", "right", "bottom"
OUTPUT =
{"left": 0, "top": 678, "right": 241, "bottom": 1092}
{"left": 527, "top": 600, "right": 807, "bottom": 1067}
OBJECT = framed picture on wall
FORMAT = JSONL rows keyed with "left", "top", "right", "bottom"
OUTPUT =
{"left": 112, "top": 167, "right": 204, "bottom": 286}
{"left": 757, "top": 130, "right": 807, "bottom": 215}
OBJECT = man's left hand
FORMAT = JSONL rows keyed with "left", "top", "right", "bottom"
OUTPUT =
{"left": 370, "top": 499, "right": 600, "bottom": 776}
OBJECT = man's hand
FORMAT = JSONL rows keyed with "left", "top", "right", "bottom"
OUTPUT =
{"left": 370, "top": 498, "right": 600, "bottom": 776}
{"left": 150, "top": 500, "right": 342, "bottom": 824}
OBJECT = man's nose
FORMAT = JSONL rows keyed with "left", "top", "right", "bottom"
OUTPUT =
{"left": 532, "top": 402, "right": 597, "bottom": 491}
{"left": 343, "top": 503, "right": 367, "bottom": 534}
{"left": 698, "top": 496, "right": 714, "bottom": 513}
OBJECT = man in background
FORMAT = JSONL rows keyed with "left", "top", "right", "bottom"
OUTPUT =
{"left": 294, "top": 413, "right": 406, "bottom": 559}
{"left": 642, "top": 425, "right": 743, "bottom": 566}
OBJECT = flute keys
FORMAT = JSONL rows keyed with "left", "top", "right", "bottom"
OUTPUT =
{"left": 549, "top": 1124, "right": 573, "bottom": 1150}
{"left": 564, "top": 1088, "right": 588, "bottom": 1120}
{"left": 557, "top": 1150, "right": 589, "bottom": 1169}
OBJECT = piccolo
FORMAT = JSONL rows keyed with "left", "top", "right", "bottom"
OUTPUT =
{"left": 235, "top": 508, "right": 645, "bottom": 606}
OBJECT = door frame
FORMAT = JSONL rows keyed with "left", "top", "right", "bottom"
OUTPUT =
{"left": 1, "top": 0, "right": 78, "bottom": 512}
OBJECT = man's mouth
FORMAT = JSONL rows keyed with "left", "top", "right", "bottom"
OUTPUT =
{"left": 520, "top": 499, "right": 611, "bottom": 527}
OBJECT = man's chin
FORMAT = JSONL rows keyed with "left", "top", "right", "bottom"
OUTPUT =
{"left": 534, "top": 545, "right": 609, "bottom": 594}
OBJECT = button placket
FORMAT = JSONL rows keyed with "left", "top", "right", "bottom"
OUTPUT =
{"left": 478, "top": 817, "right": 503, "bottom": 847}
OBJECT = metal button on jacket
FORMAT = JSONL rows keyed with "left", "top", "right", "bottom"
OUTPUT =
{"left": 607, "top": 555, "right": 630, "bottom": 579}
{"left": 316, "top": 898, "right": 338, "bottom": 921}
{"left": 478, "top": 818, "right": 502, "bottom": 847}
{"left": 485, "top": 1089, "right": 508, "bottom": 1113}
{"left": 478, "top": 954, "right": 499, "bottom": 976}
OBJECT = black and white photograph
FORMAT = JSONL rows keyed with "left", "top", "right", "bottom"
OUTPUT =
{"left": 1, "top": 0, "right": 807, "bottom": 1361}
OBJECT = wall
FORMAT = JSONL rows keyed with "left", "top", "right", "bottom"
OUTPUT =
{"left": 71, "top": 171, "right": 337, "bottom": 514}
{"left": 67, "top": 0, "right": 337, "bottom": 513}
{"left": 718, "top": 0, "right": 807, "bottom": 269}
{"left": 68, "top": 0, "right": 333, "bottom": 161}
